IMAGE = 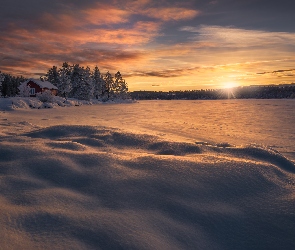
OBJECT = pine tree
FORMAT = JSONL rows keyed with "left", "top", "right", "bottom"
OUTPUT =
{"left": 57, "top": 63, "right": 72, "bottom": 99}
{"left": 76, "top": 66, "right": 93, "bottom": 100}
{"left": 0, "top": 72, "right": 4, "bottom": 96}
{"left": 112, "top": 71, "right": 121, "bottom": 97}
{"left": 6, "top": 75, "right": 14, "bottom": 97}
{"left": 114, "top": 71, "right": 129, "bottom": 99}
{"left": 44, "top": 66, "right": 60, "bottom": 86}
{"left": 120, "top": 79, "right": 129, "bottom": 99}
{"left": 41, "top": 63, "right": 129, "bottom": 101}
{"left": 70, "top": 64, "right": 81, "bottom": 98}
{"left": 92, "top": 66, "right": 104, "bottom": 99}
{"left": 70, "top": 65, "right": 93, "bottom": 100}
{"left": 103, "top": 71, "right": 113, "bottom": 100}
{"left": 0, "top": 73, "right": 24, "bottom": 97}
{"left": 0, "top": 72, "right": 4, "bottom": 86}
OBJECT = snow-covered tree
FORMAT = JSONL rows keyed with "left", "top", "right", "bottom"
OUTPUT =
{"left": 70, "top": 65, "right": 94, "bottom": 100}
{"left": 0, "top": 72, "right": 4, "bottom": 97}
{"left": 0, "top": 72, "right": 4, "bottom": 87}
{"left": 0, "top": 73, "right": 26, "bottom": 97}
{"left": 18, "top": 83, "right": 31, "bottom": 97}
{"left": 44, "top": 66, "right": 59, "bottom": 86}
{"left": 92, "top": 66, "right": 104, "bottom": 99}
{"left": 43, "top": 63, "right": 71, "bottom": 98}
{"left": 78, "top": 67, "right": 93, "bottom": 101}
{"left": 41, "top": 63, "right": 129, "bottom": 101}
{"left": 58, "top": 63, "right": 72, "bottom": 99}
{"left": 114, "top": 71, "right": 129, "bottom": 99}
{"left": 70, "top": 64, "right": 81, "bottom": 98}
{"left": 103, "top": 71, "right": 113, "bottom": 100}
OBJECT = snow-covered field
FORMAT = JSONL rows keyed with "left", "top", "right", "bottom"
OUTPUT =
{"left": 0, "top": 99, "right": 295, "bottom": 249}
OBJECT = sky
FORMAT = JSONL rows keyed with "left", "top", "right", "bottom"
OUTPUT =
{"left": 1, "top": 0, "right": 295, "bottom": 91}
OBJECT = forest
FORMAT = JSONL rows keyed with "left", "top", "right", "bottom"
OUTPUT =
{"left": 1, "top": 66, "right": 295, "bottom": 100}
{"left": 0, "top": 62, "right": 129, "bottom": 100}
{"left": 131, "top": 84, "right": 295, "bottom": 100}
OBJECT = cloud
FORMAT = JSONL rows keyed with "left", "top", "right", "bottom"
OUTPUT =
{"left": 129, "top": 61, "right": 295, "bottom": 79}
{"left": 0, "top": 1, "right": 200, "bottom": 79}
{"left": 82, "top": 3, "right": 130, "bottom": 25}
{"left": 181, "top": 25, "right": 295, "bottom": 48}
{"left": 123, "top": 0, "right": 200, "bottom": 20}
{"left": 126, "top": 66, "right": 201, "bottom": 78}
{"left": 1, "top": 1, "right": 294, "bottom": 90}
{"left": 0, "top": 0, "right": 200, "bottom": 76}
{"left": 141, "top": 7, "right": 200, "bottom": 21}
{"left": 257, "top": 69, "right": 295, "bottom": 76}
{"left": 0, "top": 4, "right": 161, "bottom": 76}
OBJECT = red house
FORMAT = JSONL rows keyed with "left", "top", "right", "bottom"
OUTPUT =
{"left": 20, "top": 78, "right": 58, "bottom": 97}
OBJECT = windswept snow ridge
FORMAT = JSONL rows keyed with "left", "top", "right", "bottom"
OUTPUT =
{"left": 0, "top": 125, "right": 295, "bottom": 249}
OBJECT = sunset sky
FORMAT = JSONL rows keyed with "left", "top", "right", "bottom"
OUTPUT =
{"left": 1, "top": 0, "right": 295, "bottom": 91}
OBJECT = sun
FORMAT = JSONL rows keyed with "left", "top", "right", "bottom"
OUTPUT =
{"left": 221, "top": 82, "right": 238, "bottom": 99}
{"left": 223, "top": 82, "right": 238, "bottom": 89}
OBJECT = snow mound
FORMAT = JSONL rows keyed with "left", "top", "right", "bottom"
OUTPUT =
{"left": 0, "top": 98, "right": 15, "bottom": 111}
{"left": 1, "top": 125, "right": 295, "bottom": 249}
{"left": 0, "top": 97, "right": 134, "bottom": 110}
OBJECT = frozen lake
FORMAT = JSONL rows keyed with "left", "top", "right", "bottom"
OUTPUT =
{"left": 1, "top": 99, "right": 295, "bottom": 249}
{"left": 3, "top": 99, "right": 295, "bottom": 161}
{"left": 125, "top": 99, "right": 295, "bottom": 162}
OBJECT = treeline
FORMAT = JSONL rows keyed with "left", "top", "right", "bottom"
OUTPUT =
{"left": 0, "top": 63, "right": 129, "bottom": 100}
{"left": 0, "top": 71, "right": 27, "bottom": 97}
{"left": 131, "top": 84, "right": 295, "bottom": 100}
{"left": 42, "top": 62, "right": 129, "bottom": 101}
{"left": 2, "top": 67, "right": 295, "bottom": 100}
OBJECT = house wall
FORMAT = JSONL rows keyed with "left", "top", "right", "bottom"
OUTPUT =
{"left": 27, "top": 81, "right": 42, "bottom": 97}
{"left": 42, "top": 88, "right": 58, "bottom": 96}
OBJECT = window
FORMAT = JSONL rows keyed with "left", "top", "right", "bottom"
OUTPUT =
{"left": 30, "top": 88, "right": 35, "bottom": 95}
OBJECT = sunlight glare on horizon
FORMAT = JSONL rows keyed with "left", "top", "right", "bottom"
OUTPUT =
{"left": 223, "top": 82, "right": 239, "bottom": 89}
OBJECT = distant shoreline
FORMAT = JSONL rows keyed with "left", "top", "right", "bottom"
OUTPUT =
{"left": 131, "top": 83, "right": 295, "bottom": 100}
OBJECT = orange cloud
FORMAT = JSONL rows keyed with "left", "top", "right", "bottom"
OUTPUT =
{"left": 4, "top": 1, "right": 294, "bottom": 91}
{"left": 86, "top": 21, "right": 161, "bottom": 45}
{"left": 124, "top": 0, "right": 200, "bottom": 21}
{"left": 83, "top": 4, "right": 130, "bottom": 25}
{"left": 142, "top": 7, "right": 200, "bottom": 21}
{"left": 9, "top": 14, "right": 161, "bottom": 47}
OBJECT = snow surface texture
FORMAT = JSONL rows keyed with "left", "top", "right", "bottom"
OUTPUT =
{"left": 0, "top": 97, "right": 133, "bottom": 111}
{"left": 0, "top": 100, "right": 295, "bottom": 249}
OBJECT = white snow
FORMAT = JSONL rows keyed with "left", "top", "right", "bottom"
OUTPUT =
{"left": 0, "top": 99, "right": 295, "bottom": 249}
{"left": 0, "top": 96, "right": 134, "bottom": 111}
{"left": 21, "top": 78, "right": 58, "bottom": 89}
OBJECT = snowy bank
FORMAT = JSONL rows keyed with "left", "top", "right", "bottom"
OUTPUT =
{"left": 0, "top": 96, "right": 134, "bottom": 111}
{"left": 0, "top": 124, "right": 295, "bottom": 249}
{"left": 1, "top": 99, "right": 295, "bottom": 249}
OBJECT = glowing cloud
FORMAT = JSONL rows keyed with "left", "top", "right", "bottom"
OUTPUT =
{"left": 181, "top": 25, "right": 295, "bottom": 48}
{"left": 142, "top": 7, "right": 200, "bottom": 21}
{"left": 83, "top": 4, "right": 130, "bottom": 25}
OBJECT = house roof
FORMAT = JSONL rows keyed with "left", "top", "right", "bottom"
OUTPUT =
{"left": 22, "top": 78, "right": 58, "bottom": 90}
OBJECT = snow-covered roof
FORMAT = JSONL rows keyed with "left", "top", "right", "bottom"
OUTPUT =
{"left": 22, "top": 78, "right": 58, "bottom": 90}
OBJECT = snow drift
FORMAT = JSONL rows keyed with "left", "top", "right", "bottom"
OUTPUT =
{"left": 1, "top": 124, "right": 295, "bottom": 249}
{"left": 0, "top": 96, "right": 134, "bottom": 111}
